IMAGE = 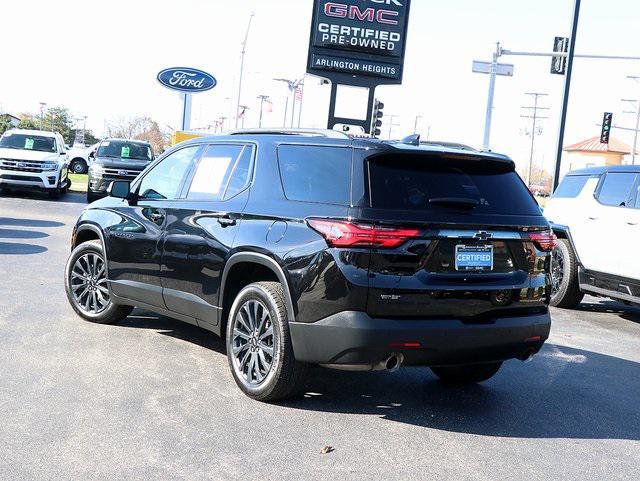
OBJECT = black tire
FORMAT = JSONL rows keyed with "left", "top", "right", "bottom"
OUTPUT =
{"left": 64, "top": 240, "right": 133, "bottom": 324}
{"left": 48, "top": 188, "right": 60, "bottom": 199}
{"left": 550, "top": 238, "right": 584, "bottom": 308}
{"left": 87, "top": 191, "right": 99, "bottom": 203}
{"left": 70, "top": 159, "right": 87, "bottom": 174}
{"left": 431, "top": 362, "right": 503, "bottom": 385}
{"left": 226, "top": 281, "right": 306, "bottom": 402}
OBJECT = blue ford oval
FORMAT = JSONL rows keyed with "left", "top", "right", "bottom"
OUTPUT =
{"left": 157, "top": 67, "right": 217, "bottom": 93}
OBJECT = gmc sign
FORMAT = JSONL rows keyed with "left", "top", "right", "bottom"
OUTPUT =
{"left": 307, "top": 0, "right": 411, "bottom": 83}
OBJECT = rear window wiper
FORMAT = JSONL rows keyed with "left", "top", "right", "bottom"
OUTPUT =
{"left": 428, "top": 197, "right": 479, "bottom": 209}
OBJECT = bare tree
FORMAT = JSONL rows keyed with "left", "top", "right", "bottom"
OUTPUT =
{"left": 106, "top": 117, "right": 171, "bottom": 154}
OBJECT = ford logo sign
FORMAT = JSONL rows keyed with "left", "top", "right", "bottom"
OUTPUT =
{"left": 157, "top": 67, "right": 217, "bottom": 93}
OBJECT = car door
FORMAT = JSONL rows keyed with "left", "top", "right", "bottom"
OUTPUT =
{"left": 620, "top": 175, "right": 640, "bottom": 281}
{"left": 161, "top": 143, "right": 254, "bottom": 330}
{"left": 106, "top": 144, "right": 201, "bottom": 308}
{"left": 583, "top": 172, "right": 638, "bottom": 277}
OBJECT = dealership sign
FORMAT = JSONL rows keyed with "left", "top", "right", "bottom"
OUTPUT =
{"left": 157, "top": 67, "right": 217, "bottom": 93}
{"left": 307, "top": 0, "right": 412, "bottom": 84}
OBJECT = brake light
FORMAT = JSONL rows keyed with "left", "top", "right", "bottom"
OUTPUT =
{"left": 307, "top": 219, "right": 420, "bottom": 248}
{"left": 529, "top": 231, "right": 557, "bottom": 251}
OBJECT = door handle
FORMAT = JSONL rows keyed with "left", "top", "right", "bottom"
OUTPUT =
{"left": 628, "top": 222, "right": 639, "bottom": 226}
{"left": 217, "top": 215, "right": 237, "bottom": 227}
{"left": 588, "top": 216, "right": 598, "bottom": 221}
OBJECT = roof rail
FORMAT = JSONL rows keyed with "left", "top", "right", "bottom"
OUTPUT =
{"left": 227, "top": 128, "right": 350, "bottom": 139}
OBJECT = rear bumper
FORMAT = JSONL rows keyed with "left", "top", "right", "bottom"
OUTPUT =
{"left": 289, "top": 310, "right": 551, "bottom": 367}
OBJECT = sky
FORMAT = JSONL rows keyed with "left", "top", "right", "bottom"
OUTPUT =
{"left": 2, "top": 0, "right": 640, "bottom": 175}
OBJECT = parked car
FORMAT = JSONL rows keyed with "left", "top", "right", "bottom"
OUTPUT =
{"left": 0, "top": 128, "right": 70, "bottom": 198}
{"left": 87, "top": 139, "right": 154, "bottom": 203}
{"left": 64, "top": 130, "right": 554, "bottom": 401}
{"left": 545, "top": 165, "right": 640, "bottom": 307}
{"left": 67, "top": 143, "right": 100, "bottom": 174}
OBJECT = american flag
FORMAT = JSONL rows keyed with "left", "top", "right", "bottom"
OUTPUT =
{"left": 294, "top": 84, "right": 304, "bottom": 102}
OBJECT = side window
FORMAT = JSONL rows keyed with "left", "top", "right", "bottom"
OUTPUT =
{"left": 138, "top": 146, "right": 199, "bottom": 200}
{"left": 552, "top": 175, "right": 593, "bottom": 198}
{"left": 634, "top": 183, "right": 640, "bottom": 209}
{"left": 597, "top": 173, "right": 638, "bottom": 207}
{"left": 186, "top": 144, "right": 247, "bottom": 201}
{"left": 277, "top": 145, "right": 352, "bottom": 205}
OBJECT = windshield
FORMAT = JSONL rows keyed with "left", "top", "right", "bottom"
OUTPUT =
{"left": 368, "top": 156, "right": 541, "bottom": 216}
{"left": 97, "top": 141, "right": 152, "bottom": 161}
{"left": 0, "top": 133, "right": 57, "bottom": 153}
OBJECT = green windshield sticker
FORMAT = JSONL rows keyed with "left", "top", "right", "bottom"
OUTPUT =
{"left": 121, "top": 146, "right": 130, "bottom": 158}
{"left": 25, "top": 138, "right": 34, "bottom": 150}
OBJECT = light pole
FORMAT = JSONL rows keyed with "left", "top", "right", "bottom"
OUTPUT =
{"left": 482, "top": 43, "right": 501, "bottom": 150}
{"left": 257, "top": 95, "right": 269, "bottom": 128}
{"left": 413, "top": 115, "right": 422, "bottom": 134}
{"left": 553, "top": 0, "right": 582, "bottom": 190}
{"left": 235, "top": 12, "right": 255, "bottom": 129}
{"left": 274, "top": 77, "right": 304, "bottom": 128}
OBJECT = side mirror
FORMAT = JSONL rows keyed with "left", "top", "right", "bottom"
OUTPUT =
{"left": 89, "top": 152, "right": 96, "bottom": 159}
{"left": 107, "top": 180, "right": 131, "bottom": 200}
{"left": 60, "top": 151, "right": 66, "bottom": 155}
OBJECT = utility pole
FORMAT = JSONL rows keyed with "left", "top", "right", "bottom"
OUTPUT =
{"left": 235, "top": 12, "right": 254, "bottom": 129}
{"left": 257, "top": 95, "right": 269, "bottom": 128}
{"left": 387, "top": 115, "right": 399, "bottom": 139}
{"left": 413, "top": 115, "right": 422, "bottom": 134}
{"left": 521, "top": 93, "right": 550, "bottom": 186}
{"left": 625, "top": 75, "right": 640, "bottom": 164}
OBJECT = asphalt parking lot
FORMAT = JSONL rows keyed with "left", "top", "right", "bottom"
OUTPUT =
{"left": 1, "top": 192, "right": 639, "bottom": 481}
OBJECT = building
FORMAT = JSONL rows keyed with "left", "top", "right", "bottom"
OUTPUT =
{"left": 0, "top": 113, "right": 21, "bottom": 127}
{"left": 563, "top": 136, "right": 636, "bottom": 175}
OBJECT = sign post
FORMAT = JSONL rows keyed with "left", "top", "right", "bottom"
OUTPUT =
{"left": 306, "top": 0, "right": 412, "bottom": 134}
{"left": 157, "top": 67, "right": 217, "bottom": 132}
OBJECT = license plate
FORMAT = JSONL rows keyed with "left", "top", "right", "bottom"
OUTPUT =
{"left": 455, "top": 245, "right": 493, "bottom": 271}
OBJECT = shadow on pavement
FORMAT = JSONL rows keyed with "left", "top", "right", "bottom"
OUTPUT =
{"left": 0, "top": 228, "right": 49, "bottom": 240}
{"left": 0, "top": 242, "right": 48, "bottom": 255}
{"left": 0, "top": 190, "right": 86, "bottom": 205}
{"left": 576, "top": 300, "right": 640, "bottom": 324}
{"left": 117, "top": 311, "right": 640, "bottom": 441}
{"left": 0, "top": 217, "right": 65, "bottom": 228}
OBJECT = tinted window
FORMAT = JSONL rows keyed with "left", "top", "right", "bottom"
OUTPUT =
{"left": 224, "top": 146, "right": 254, "bottom": 200}
{"left": 98, "top": 140, "right": 153, "bottom": 161}
{"left": 0, "top": 133, "right": 56, "bottom": 153}
{"left": 186, "top": 145, "right": 248, "bottom": 201}
{"left": 278, "top": 146, "right": 351, "bottom": 205}
{"left": 368, "top": 156, "right": 541, "bottom": 216}
{"left": 138, "top": 146, "right": 199, "bottom": 200}
{"left": 597, "top": 173, "right": 638, "bottom": 207}
{"left": 553, "top": 175, "right": 593, "bottom": 198}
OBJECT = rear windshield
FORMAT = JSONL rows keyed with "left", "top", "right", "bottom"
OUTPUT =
{"left": 368, "top": 156, "right": 541, "bottom": 216}
{"left": 0, "top": 133, "right": 57, "bottom": 153}
{"left": 97, "top": 140, "right": 153, "bottom": 161}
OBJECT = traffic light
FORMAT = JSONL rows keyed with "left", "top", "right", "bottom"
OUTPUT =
{"left": 370, "top": 99, "right": 384, "bottom": 137}
{"left": 550, "top": 36, "right": 569, "bottom": 75}
{"left": 601, "top": 112, "right": 613, "bottom": 144}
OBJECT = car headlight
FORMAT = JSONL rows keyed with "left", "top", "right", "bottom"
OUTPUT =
{"left": 89, "top": 164, "right": 105, "bottom": 176}
{"left": 42, "top": 162, "right": 59, "bottom": 171}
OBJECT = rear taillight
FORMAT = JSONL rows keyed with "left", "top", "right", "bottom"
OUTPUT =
{"left": 307, "top": 219, "right": 420, "bottom": 248}
{"left": 529, "top": 230, "right": 557, "bottom": 251}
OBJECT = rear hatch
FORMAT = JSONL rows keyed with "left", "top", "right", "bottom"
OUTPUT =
{"left": 358, "top": 151, "right": 552, "bottom": 321}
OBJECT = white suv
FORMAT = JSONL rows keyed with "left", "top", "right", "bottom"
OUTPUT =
{"left": 545, "top": 166, "right": 640, "bottom": 307}
{"left": 0, "top": 129, "right": 71, "bottom": 198}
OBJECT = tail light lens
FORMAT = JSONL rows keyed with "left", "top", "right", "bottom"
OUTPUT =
{"left": 307, "top": 219, "right": 420, "bottom": 248}
{"left": 529, "top": 230, "right": 557, "bottom": 251}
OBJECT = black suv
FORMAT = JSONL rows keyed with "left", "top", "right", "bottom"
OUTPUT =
{"left": 87, "top": 139, "right": 154, "bottom": 203}
{"left": 64, "top": 130, "right": 553, "bottom": 401}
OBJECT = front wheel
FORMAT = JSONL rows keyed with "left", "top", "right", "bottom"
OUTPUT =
{"left": 64, "top": 240, "right": 132, "bottom": 324}
{"left": 226, "top": 281, "right": 306, "bottom": 402}
{"left": 431, "top": 362, "right": 503, "bottom": 385}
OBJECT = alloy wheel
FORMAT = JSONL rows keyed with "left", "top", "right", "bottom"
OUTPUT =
{"left": 230, "top": 299, "right": 276, "bottom": 386}
{"left": 551, "top": 246, "right": 565, "bottom": 297}
{"left": 69, "top": 252, "right": 110, "bottom": 314}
